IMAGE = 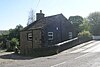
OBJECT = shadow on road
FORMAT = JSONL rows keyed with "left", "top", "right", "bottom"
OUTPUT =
{"left": 0, "top": 53, "right": 33, "bottom": 60}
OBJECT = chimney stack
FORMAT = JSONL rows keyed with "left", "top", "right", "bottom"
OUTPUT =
{"left": 36, "top": 10, "right": 45, "bottom": 20}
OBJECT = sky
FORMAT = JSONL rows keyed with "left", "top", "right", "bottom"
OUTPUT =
{"left": 0, "top": 0, "right": 100, "bottom": 30}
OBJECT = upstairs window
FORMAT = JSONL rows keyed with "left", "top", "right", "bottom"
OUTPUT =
{"left": 48, "top": 32, "right": 53, "bottom": 40}
{"left": 27, "top": 32, "right": 32, "bottom": 41}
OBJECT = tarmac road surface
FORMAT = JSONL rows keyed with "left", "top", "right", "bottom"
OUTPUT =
{"left": 0, "top": 40, "right": 100, "bottom": 67}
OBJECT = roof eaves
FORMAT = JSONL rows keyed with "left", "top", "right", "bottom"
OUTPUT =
{"left": 22, "top": 19, "right": 42, "bottom": 31}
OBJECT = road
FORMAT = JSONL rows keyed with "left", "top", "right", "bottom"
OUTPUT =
{"left": 0, "top": 40, "right": 100, "bottom": 67}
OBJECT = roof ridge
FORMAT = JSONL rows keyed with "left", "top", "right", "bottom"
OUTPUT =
{"left": 45, "top": 13, "right": 63, "bottom": 18}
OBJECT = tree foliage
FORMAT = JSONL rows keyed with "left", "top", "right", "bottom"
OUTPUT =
{"left": 88, "top": 12, "right": 100, "bottom": 24}
{"left": 88, "top": 12, "right": 100, "bottom": 35}
{"left": 69, "top": 16, "right": 83, "bottom": 24}
{"left": 0, "top": 24, "right": 23, "bottom": 51}
{"left": 0, "top": 33, "right": 8, "bottom": 48}
{"left": 69, "top": 16, "right": 83, "bottom": 35}
{"left": 8, "top": 24, "right": 23, "bottom": 40}
{"left": 78, "top": 30, "right": 92, "bottom": 40}
{"left": 79, "top": 19, "right": 91, "bottom": 31}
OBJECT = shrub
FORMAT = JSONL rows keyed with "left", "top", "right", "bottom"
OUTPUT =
{"left": 0, "top": 41, "right": 3, "bottom": 48}
{"left": 78, "top": 31, "right": 92, "bottom": 40}
{"left": 0, "top": 41, "right": 6, "bottom": 49}
{"left": 7, "top": 38, "right": 19, "bottom": 52}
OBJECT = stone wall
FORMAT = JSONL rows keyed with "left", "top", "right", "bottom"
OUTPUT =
{"left": 20, "top": 30, "right": 33, "bottom": 55}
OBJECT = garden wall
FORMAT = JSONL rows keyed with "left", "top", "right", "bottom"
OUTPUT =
{"left": 25, "top": 37, "right": 92, "bottom": 57}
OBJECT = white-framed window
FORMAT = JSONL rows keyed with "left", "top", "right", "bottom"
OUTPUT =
{"left": 48, "top": 32, "right": 53, "bottom": 40}
{"left": 27, "top": 32, "right": 32, "bottom": 41}
{"left": 69, "top": 32, "right": 72, "bottom": 39}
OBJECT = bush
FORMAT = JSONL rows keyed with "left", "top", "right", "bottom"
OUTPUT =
{"left": 7, "top": 38, "right": 19, "bottom": 52}
{"left": 0, "top": 41, "right": 3, "bottom": 48}
{"left": 0, "top": 41, "right": 6, "bottom": 49}
{"left": 78, "top": 31, "right": 92, "bottom": 40}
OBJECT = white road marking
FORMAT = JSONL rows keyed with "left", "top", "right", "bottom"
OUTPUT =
{"left": 75, "top": 41, "right": 100, "bottom": 59}
{"left": 50, "top": 61, "right": 66, "bottom": 67}
{"left": 70, "top": 41, "right": 100, "bottom": 53}
{"left": 82, "top": 41, "right": 100, "bottom": 48}
{"left": 70, "top": 48, "right": 84, "bottom": 53}
{"left": 75, "top": 53, "right": 88, "bottom": 59}
{"left": 83, "top": 41, "right": 100, "bottom": 52}
{"left": 51, "top": 41, "right": 100, "bottom": 67}
{"left": 50, "top": 53, "right": 89, "bottom": 67}
{"left": 60, "top": 40, "right": 95, "bottom": 54}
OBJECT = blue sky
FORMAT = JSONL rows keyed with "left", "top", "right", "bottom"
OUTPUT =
{"left": 0, "top": 0, "right": 100, "bottom": 30}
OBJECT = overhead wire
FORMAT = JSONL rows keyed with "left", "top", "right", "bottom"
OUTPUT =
{"left": 34, "top": 0, "right": 40, "bottom": 12}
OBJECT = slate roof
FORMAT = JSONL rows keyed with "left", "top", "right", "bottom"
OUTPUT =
{"left": 22, "top": 14, "right": 69, "bottom": 31}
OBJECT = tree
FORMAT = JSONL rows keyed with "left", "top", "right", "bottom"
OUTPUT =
{"left": 88, "top": 12, "right": 100, "bottom": 24}
{"left": 6, "top": 24, "right": 23, "bottom": 51}
{"left": 69, "top": 16, "right": 83, "bottom": 35}
{"left": 27, "top": 9, "right": 35, "bottom": 25}
{"left": 79, "top": 19, "right": 91, "bottom": 31}
{"left": 8, "top": 24, "right": 23, "bottom": 40}
{"left": 87, "top": 12, "right": 100, "bottom": 35}
{"left": 0, "top": 32, "right": 9, "bottom": 49}
{"left": 0, "top": 24, "right": 23, "bottom": 51}
{"left": 15, "top": 24, "right": 23, "bottom": 40}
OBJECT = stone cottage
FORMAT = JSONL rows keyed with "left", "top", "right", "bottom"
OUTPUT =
{"left": 20, "top": 10, "right": 75, "bottom": 55}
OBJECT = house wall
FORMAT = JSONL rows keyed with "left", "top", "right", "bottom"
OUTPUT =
{"left": 32, "top": 29, "right": 42, "bottom": 48}
{"left": 42, "top": 15, "right": 74, "bottom": 47}
{"left": 60, "top": 15, "right": 74, "bottom": 40}
{"left": 20, "top": 30, "right": 33, "bottom": 55}
{"left": 20, "top": 29, "right": 42, "bottom": 55}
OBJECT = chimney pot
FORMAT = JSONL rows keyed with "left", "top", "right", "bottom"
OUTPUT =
{"left": 40, "top": 10, "right": 42, "bottom": 13}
